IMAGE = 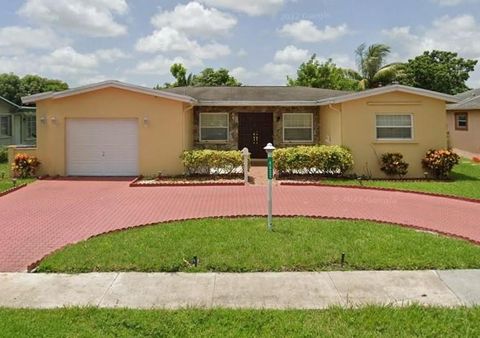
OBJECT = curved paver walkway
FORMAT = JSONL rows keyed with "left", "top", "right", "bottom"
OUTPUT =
{"left": 1, "top": 180, "right": 480, "bottom": 272}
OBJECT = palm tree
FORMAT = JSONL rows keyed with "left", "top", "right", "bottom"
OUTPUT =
{"left": 353, "top": 43, "right": 405, "bottom": 89}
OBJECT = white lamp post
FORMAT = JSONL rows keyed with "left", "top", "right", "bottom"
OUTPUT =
{"left": 264, "top": 143, "right": 275, "bottom": 231}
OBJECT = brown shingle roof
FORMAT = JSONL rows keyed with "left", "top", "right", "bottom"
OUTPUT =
{"left": 448, "top": 88, "right": 480, "bottom": 110}
{"left": 162, "top": 86, "right": 350, "bottom": 103}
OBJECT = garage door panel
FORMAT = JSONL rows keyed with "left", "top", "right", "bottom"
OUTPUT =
{"left": 67, "top": 119, "right": 139, "bottom": 176}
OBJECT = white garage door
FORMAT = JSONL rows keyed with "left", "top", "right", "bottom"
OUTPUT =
{"left": 66, "top": 119, "right": 139, "bottom": 176}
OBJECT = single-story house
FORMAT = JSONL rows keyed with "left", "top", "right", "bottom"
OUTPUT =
{"left": 447, "top": 88, "right": 480, "bottom": 154}
{"left": 0, "top": 95, "right": 36, "bottom": 147}
{"left": 19, "top": 80, "right": 457, "bottom": 178}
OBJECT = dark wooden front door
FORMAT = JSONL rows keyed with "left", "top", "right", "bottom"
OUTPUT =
{"left": 238, "top": 113, "right": 273, "bottom": 159}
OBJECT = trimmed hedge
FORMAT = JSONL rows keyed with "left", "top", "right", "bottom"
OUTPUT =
{"left": 181, "top": 149, "right": 243, "bottom": 176}
{"left": 273, "top": 145, "right": 353, "bottom": 177}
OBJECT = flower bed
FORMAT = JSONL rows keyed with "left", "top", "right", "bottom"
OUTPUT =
{"left": 130, "top": 174, "right": 245, "bottom": 187}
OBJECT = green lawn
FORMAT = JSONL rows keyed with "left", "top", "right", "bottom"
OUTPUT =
{"left": 0, "top": 162, "right": 34, "bottom": 193}
{"left": 1, "top": 306, "right": 480, "bottom": 337}
{"left": 319, "top": 159, "right": 480, "bottom": 200}
{"left": 37, "top": 217, "right": 480, "bottom": 273}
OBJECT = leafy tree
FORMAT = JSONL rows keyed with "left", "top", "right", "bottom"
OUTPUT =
{"left": 353, "top": 43, "right": 405, "bottom": 89}
{"left": 0, "top": 73, "right": 22, "bottom": 104}
{"left": 399, "top": 50, "right": 478, "bottom": 95}
{"left": 0, "top": 73, "right": 68, "bottom": 105}
{"left": 192, "top": 68, "right": 241, "bottom": 86}
{"left": 287, "top": 55, "right": 360, "bottom": 91}
{"left": 20, "top": 75, "right": 68, "bottom": 96}
{"left": 157, "top": 64, "right": 241, "bottom": 89}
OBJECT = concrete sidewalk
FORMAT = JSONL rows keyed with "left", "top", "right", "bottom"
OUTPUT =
{"left": 1, "top": 270, "right": 479, "bottom": 309}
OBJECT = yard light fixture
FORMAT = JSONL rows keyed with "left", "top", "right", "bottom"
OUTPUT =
{"left": 264, "top": 143, "right": 275, "bottom": 231}
{"left": 12, "top": 178, "right": 17, "bottom": 187}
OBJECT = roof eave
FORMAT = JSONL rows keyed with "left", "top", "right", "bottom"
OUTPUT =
{"left": 196, "top": 100, "right": 321, "bottom": 107}
{"left": 21, "top": 81, "right": 197, "bottom": 104}
{"left": 318, "top": 85, "right": 459, "bottom": 105}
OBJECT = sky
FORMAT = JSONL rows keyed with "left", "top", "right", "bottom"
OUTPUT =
{"left": 0, "top": 0, "right": 479, "bottom": 89}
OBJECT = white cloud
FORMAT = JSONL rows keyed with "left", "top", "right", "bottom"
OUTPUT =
{"left": 40, "top": 47, "right": 98, "bottom": 74}
{"left": 230, "top": 67, "right": 257, "bottom": 82}
{"left": 195, "top": 43, "right": 231, "bottom": 59}
{"left": 431, "top": 0, "right": 463, "bottom": 4}
{"left": 431, "top": 0, "right": 480, "bottom": 5}
{"left": 151, "top": 2, "right": 236, "bottom": 37}
{"left": 0, "top": 55, "right": 36, "bottom": 74}
{"left": 132, "top": 55, "right": 202, "bottom": 75}
{"left": 382, "top": 15, "right": 480, "bottom": 60}
{"left": 280, "top": 20, "right": 349, "bottom": 43}
{"left": 135, "top": 27, "right": 230, "bottom": 59}
{"left": 136, "top": 27, "right": 193, "bottom": 53}
{"left": 198, "top": 0, "right": 286, "bottom": 16}
{"left": 237, "top": 48, "right": 248, "bottom": 57}
{"left": 324, "top": 54, "right": 356, "bottom": 70}
{"left": 262, "top": 62, "right": 295, "bottom": 82}
{"left": 94, "top": 48, "right": 129, "bottom": 62}
{"left": 18, "top": 0, "right": 128, "bottom": 37}
{"left": 0, "top": 26, "right": 64, "bottom": 54}
{"left": 274, "top": 45, "right": 309, "bottom": 63}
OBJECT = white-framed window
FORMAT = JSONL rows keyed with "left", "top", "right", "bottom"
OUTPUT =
{"left": 24, "top": 115, "right": 36, "bottom": 139}
{"left": 376, "top": 114, "right": 413, "bottom": 140}
{"left": 455, "top": 112, "right": 468, "bottom": 131}
{"left": 283, "top": 113, "right": 313, "bottom": 142}
{"left": 199, "top": 113, "right": 229, "bottom": 142}
{"left": 0, "top": 115, "right": 12, "bottom": 138}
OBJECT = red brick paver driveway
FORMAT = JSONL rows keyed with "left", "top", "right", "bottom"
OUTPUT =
{"left": 1, "top": 180, "right": 480, "bottom": 271}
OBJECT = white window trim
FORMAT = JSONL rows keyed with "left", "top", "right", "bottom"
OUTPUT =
{"left": 199, "top": 112, "right": 229, "bottom": 143}
{"left": 24, "top": 115, "right": 36, "bottom": 140}
{"left": 0, "top": 114, "right": 12, "bottom": 138}
{"left": 375, "top": 113, "right": 414, "bottom": 141}
{"left": 282, "top": 113, "right": 314, "bottom": 143}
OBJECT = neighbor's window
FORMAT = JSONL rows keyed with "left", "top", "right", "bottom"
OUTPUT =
{"left": 376, "top": 114, "right": 413, "bottom": 140}
{"left": 283, "top": 113, "right": 313, "bottom": 142}
{"left": 0, "top": 115, "right": 12, "bottom": 137}
{"left": 455, "top": 113, "right": 468, "bottom": 131}
{"left": 25, "top": 115, "right": 36, "bottom": 139}
{"left": 200, "top": 113, "right": 229, "bottom": 142}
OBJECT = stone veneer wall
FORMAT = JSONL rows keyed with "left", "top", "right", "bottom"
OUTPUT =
{"left": 194, "top": 106, "right": 320, "bottom": 150}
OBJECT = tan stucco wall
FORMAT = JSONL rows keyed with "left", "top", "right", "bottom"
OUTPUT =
{"left": 319, "top": 104, "right": 342, "bottom": 145}
{"left": 336, "top": 92, "right": 448, "bottom": 178}
{"left": 35, "top": 87, "right": 192, "bottom": 176}
{"left": 447, "top": 110, "right": 480, "bottom": 154}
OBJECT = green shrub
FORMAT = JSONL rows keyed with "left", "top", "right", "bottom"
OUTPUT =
{"left": 181, "top": 149, "right": 243, "bottom": 176}
{"left": 273, "top": 145, "right": 354, "bottom": 177}
{"left": 0, "top": 147, "right": 7, "bottom": 163}
{"left": 380, "top": 153, "right": 409, "bottom": 178}
{"left": 422, "top": 149, "right": 460, "bottom": 179}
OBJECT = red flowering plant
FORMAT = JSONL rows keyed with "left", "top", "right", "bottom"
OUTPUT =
{"left": 421, "top": 149, "right": 460, "bottom": 179}
{"left": 11, "top": 153, "right": 40, "bottom": 178}
{"left": 380, "top": 153, "right": 409, "bottom": 178}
